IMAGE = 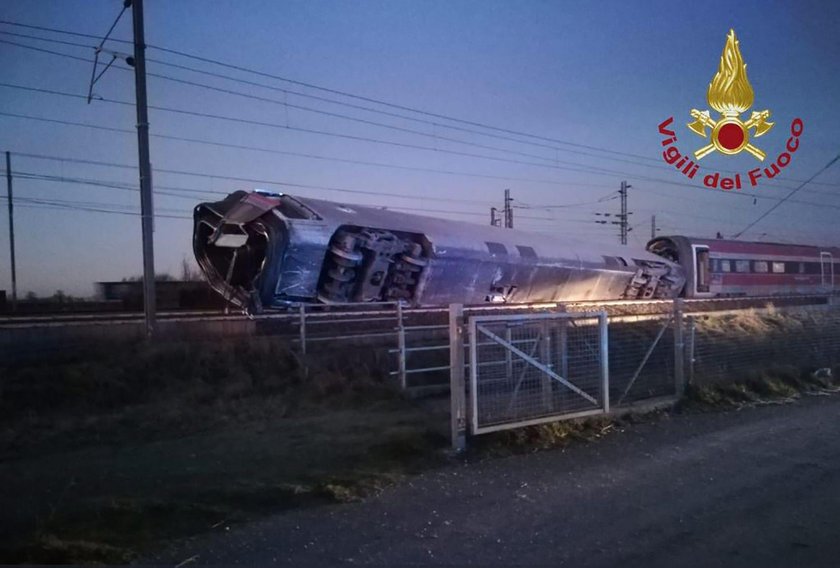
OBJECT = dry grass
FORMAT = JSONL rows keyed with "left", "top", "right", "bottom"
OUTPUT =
{"left": 0, "top": 338, "right": 448, "bottom": 564}
{"left": 0, "top": 337, "right": 398, "bottom": 455}
{"left": 690, "top": 307, "right": 840, "bottom": 388}
{"left": 685, "top": 365, "right": 839, "bottom": 410}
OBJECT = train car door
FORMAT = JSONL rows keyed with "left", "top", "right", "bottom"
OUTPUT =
{"left": 820, "top": 252, "right": 834, "bottom": 291}
{"left": 692, "top": 244, "right": 711, "bottom": 296}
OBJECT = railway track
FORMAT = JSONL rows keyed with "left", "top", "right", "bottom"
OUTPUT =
{"left": 0, "top": 294, "right": 833, "bottom": 329}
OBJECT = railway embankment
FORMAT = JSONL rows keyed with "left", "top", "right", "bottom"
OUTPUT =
{"left": 0, "top": 307, "right": 838, "bottom": 563}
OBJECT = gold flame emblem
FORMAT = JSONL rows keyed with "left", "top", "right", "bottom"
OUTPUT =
{"left": 687, "top": 29, "right": 773, "bottom": 161}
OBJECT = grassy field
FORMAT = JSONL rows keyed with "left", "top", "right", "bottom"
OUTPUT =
{"left": 0, "top": 338, "right": 449, "bottom": 563}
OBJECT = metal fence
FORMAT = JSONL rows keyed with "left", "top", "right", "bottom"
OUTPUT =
{"left": 688, "top": 305, "right": 840, "bottom": 386}
{"left": 609, "top": 314, "right": 678, "bottom": 405}
{"left": 448, "top": 301, "right": 693, "bottom": 449}
{"left": 467, "top": 312, "right": 608, "bottom": 434}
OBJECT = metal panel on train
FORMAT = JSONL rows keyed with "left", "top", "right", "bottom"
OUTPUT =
{"left": 194, "top": 191, "right": 685, "bottom": 312}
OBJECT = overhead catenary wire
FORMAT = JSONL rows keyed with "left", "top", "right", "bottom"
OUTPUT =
{"left": 5, "top": 81, "right": 840, "bottom": 210}
{"left": 1, "top": 21, "right": 838, "bottom": 244}
{"left": 7, "top": 133, "right": 840, "bottom": 215}
{"left": 3, "top": 169, "right": 588, "bottom": 222}
{"left": 0, "top": 20, "right": 695, "bottom": 163}
{"left": 0, "top": 32, "right": 669, "bottom": 169}
{"left": 732, "top": 154, "right": 840, "bottom": 238}
{"left": 0, "top": 36, "right": 837, "bottom": 200}
{"left": 0, "top": 194, "right": 603, "bottom": 238}
{"left": 2, "top": 27, "right": 836, "bottom": 191}
{"left": 4, "top": 170, "right": 834, "bottom": 243}
{"left": 0, "top": 112, "right": 620, "bottom": 191}
{"left": 9, "top": 168, "right": 835, "bottom": 240}
{"left": 0, "top": 81, "right": 647, "bottom": 180}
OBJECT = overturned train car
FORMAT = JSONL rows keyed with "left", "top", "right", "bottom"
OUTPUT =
{"left": 193, "top": 191, "right": 686, "bottom": 312}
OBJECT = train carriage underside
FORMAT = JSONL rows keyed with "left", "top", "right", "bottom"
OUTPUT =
{"left": 194, "top": 191, "right": 686, "bottom": 313}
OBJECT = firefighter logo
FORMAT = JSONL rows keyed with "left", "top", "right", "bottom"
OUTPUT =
{"left": 687, "top": 29, "right": 774, "bottom": 161}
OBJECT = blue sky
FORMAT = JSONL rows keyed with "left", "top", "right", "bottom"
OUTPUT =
{"left": 1, "top": 0, "right": 839, "bottom": 296}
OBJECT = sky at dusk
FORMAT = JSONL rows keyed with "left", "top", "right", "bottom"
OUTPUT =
{"left": 1, "top": 0, "right": 839, "bottom": 296}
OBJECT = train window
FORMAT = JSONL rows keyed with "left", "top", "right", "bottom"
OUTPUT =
{"left": 754, "top": 261, "right": 768, "bottom": 273}
{"left": 485, "top": 242, "right": 508, "bottom": 256}
{"left": 695, "top": 247, "right": 710, "bottom": 293}
{"left": 735, "top": 260, "right": 750, "bottom": 273}
{"left": 800, "top": 263, "right": 806, "bottom": 274}
{"left": 772, "top": 262, "right": 785, "bottom": 273}
{"left": 516, "top": 245, "right": 537, "bottom": 259}
{"left": 721, "top": 260, "right": 731, "bottom": 273}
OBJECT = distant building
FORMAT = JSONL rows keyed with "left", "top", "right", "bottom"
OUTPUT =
{"left": 96, "top": 280, "right": 225, "bottom": 310}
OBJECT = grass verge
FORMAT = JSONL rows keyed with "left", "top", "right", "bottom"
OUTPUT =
{"left": 0, "top": 338, "right": 448, "bottom": 563}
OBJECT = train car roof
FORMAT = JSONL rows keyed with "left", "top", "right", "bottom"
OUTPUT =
{"left": 650, "top": 235, "right": 840, "bottom": 255}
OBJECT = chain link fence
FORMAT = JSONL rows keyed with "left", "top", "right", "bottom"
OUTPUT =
{"left": 689, "top": 305, "right": 840, "bottom": 386}
{"left": 467, "top": 312, "right": 608, "bottom": 434}
{"left": 609, "top": 315, "right": 677, "bottom": 405}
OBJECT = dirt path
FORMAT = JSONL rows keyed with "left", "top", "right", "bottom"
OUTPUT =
{"left": 148, "top": 394, "right": 840, "bottom": 567}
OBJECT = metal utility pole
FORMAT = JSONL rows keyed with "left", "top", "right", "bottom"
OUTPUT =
{"left": 503, "top": 188, "right": 514, "bottom": 229}
{"left": 5, "top": 152, "right": 16, "bottom": 311}
{"left": 619, "top": 181, "right": 630, "bottom": 245}
{"left": 130, "top": 0, "right": 156, "bottom": 336}
{"left": 651, "top": 214, "right": 656, "bottom": 240}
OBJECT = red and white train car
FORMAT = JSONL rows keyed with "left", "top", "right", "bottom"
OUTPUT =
{"left": 647, "top": 236, "right": 838, "bottom": 298}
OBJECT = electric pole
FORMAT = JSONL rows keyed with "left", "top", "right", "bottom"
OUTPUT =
{"left": 651, "top": 214, "right": 657, "bottom": 240}
{"left": 596, "top": 181, "right": 632, "bottom": 244}
{"left": 503, "top": 188, "right": 513, "bottom": 229}
{"left": 619, "top": 180, "right": 630, "bottom": 245}
{"left": 5, "top": 152, "right": 16, "bottom": 312}
{"left": 130, "top": 0, "right": 156, "bottom": 336}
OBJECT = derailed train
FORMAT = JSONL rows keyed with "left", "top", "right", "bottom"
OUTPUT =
{"left": 193, "top": 191, "right": 837, "bottom": 312}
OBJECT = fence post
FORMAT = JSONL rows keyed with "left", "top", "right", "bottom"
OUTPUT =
{"left": 599, "top": 311, "right": 610, "bottom": 413}
{"left": 396, "top": 301, "right": 407, "bottom": 389}
{"left": 298, "top": 304, "right": 309, "bottom": 377}
{"left": 673, "top": 299, "right": 685, "bottom": 396}
{"left": 504, "top": 326, "right": 513, "bottom": 382}
{"left": 298, "top": 304, "right": 307, "bottom": 356}
{"left": 449, "top": 303, "right": 467, "bottom": 453}
{"left": 686, "top": 316, "right": 696, "bottom": 387}
{"left": 559, "top": 319, "right": 569, "bottom": 379}
{"left": 540, "top": 320, "right": 554, "bottom": 411}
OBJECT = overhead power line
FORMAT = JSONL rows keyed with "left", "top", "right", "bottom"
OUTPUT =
{"left": 0, "top": 31, "right": 677, "bottom": 170}
{"left": 8, "top": 81, "right": 840, "bottom": 208}
{"left": 4, "top": 167, "right": 587, "bottom": 221}
{"left": 7, "top": 134, "right": 840, "bottom": 214}
{"left": 0, "top": 81, "right": 640, "bottom": 179}
{"left": 0, "top": 111, "right": 618, "bottom": 191}
{"left": 1, "top": 33, "right": 837, "bottom": 194}
{"left": 0, "top": 20, "right": 688, "bottom": 161}
{"left": 733, "top": 153, "right": 840, "bottom": 238}
{"left": 0, "top": 26, "right": 663, "bottom": 163}
{"left": 0, "top": 194, "right": 191, "bottom": 219}
{"left": 5, "top": 21, "right": 835, "bottom": 190}
{"left": 6, "top": 170, "right": 834, "bottom": 242}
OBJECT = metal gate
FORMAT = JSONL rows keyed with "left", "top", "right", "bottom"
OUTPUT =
{"left": 468, "top": 311, "right": 609, "bottom": 434}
